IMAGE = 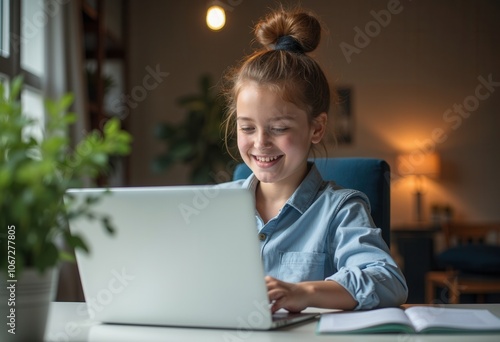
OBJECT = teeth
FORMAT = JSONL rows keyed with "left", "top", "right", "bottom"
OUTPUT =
{"left": 256, "top": 156, "right": 279, "bottom": 162}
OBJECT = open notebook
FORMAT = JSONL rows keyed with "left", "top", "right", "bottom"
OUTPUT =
{"left": 318, "top": 306, "right": 500, "bottom": 334}
{"left": 66, "top": 186, "right": 317, "bottom": 330}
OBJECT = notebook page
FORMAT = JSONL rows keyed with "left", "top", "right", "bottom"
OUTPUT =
{"left": 405, "top": 307, "right": 500, "bottom": 332}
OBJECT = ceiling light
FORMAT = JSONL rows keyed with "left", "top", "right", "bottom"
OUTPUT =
{"left": 206, "top": 5, "right": 226, "bottom": 31}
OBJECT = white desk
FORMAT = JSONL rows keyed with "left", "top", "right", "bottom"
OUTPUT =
{"left": 45, "top": 302, "right": 500, "bottom": 341}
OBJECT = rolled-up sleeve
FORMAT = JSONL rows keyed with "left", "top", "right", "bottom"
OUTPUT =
{"left": 325, "top": 196, "right": 408, "bottom": 310}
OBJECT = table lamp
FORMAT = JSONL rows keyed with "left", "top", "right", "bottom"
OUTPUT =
{"left": 397, "top": 152, "right": 440, "bottom": 222}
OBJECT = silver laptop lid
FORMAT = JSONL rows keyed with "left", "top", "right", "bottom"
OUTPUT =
{"left": 66, "top": 186, "right": 275, "bottom": 330}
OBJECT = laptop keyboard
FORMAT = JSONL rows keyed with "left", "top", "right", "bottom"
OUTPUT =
{"left": 272, "top": 311, "right": 306, "bottom": 322}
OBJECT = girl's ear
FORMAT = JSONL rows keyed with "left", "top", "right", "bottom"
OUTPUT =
{"left": 311, "top": 112, "right": 327, "bottom": 144}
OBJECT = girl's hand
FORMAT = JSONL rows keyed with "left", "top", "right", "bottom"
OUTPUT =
{"left": 265, "top": 276, "right": 310, "bottom": 313}
{"left": 265, "top": 275, "right": 358, "bottom": 312}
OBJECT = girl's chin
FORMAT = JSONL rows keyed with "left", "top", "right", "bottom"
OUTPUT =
{"left": 254, "top": 172, "right": 278, "bottom": 183}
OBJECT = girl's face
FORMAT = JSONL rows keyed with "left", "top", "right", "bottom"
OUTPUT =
{"left": 236, "top": 82, "right": 326, "bottom": 186}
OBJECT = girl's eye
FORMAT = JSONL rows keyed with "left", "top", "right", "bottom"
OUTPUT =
{"left": 272, "top": 127, "right": 289, "bottom": 133}
{"left": 239, "top": 126, "right": 254, "bottom": 133}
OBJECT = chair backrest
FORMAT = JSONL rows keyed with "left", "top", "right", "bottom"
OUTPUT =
{"left": 442, "top": 222, "right": 500, "bottom": 248}
{"left": 232, "top": 158, "right": 391, "bottom": 247}
{"left": 436, "top": 222, "right": 500, "bottom": 275}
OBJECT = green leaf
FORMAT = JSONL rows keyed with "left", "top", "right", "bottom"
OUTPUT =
{"left": 59, "top": 250, "right": 75, "bottom": 262}
{"left": 66, "top": 234, "right": 89, "bottom": 253}
{"left": 102, "top": 216, "right": 115, "bottom": 234}
{"left": 59, "top": 93, "right": 75, "bottom": 111}
{"left": 170, "top": 142, "right": 194, "bottom": 160}
{"left": 103, "top": 117, "right": 120, "bottom": 135}
{"left": 42, "top": 136, "right": 67, "bottom": 154}
{"left": 45, "top": 98, "right": 58, "bottom": 117}
{"left": 37, "top": 242, "right": 59, "bottom": 271}
{"left": 64, "top": 113, "right": 77, "bottom": 125}
{"left": 85, "top": 195, "right": 100, "bottom": 205}
{"left": 0, "top": 82, "right": 5, "bottom": 100}
{"left": 0, "top": 168, "right": 12, "bottom": 188}
{"left": 90, "top": 153, "right": 108, "bottom": 166}
{"left": 151, "top": 154, "right": 173, "bottom": 172}
{"left": 154, "top": 123, "right": 176, "bottom": 139}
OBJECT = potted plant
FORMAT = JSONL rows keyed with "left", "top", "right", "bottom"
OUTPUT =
{"left": 152, "top": 74, "right": 235, "bottom": 184}
{"left": 0, "top": 77, "right": 132, "bottom": 341}
{"left": 85, "top": 66, "right": 116, "bottom": 102}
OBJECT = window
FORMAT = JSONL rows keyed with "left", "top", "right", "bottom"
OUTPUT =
{"left": 0, "top": 0, "right": 46, "bottom": 140}
{"left": 0, "top": 0, "right": 9, "bottom": 57}
{"left": 21, "top": 0, "right": 45, "bottom": 78}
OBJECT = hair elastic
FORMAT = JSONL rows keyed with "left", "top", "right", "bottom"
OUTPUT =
{"left": 274, "top": 35, "right": 304, "bottom": 54}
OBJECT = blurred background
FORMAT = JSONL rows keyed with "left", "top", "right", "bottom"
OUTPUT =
{"left": 3, "top": 0, "right": 499, "bottom": 303}
{"left": 126, "top": 0, "right": 500, "bottom": 227}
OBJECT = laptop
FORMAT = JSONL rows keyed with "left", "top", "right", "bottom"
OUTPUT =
{"left": 66, "top": 186, "right": 318, "bottom": 330}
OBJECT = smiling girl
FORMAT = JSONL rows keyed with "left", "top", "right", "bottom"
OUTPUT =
{"left": 221, "top": 7, "right": 408, "bottom": 313}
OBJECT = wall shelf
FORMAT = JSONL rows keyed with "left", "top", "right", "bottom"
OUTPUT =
{"left": 80, "top": 0, "right": 130, "bottom": 186}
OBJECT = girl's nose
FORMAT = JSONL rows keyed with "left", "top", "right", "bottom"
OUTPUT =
{"left": 255, "top": 130, "right": 272, "bottom": 150}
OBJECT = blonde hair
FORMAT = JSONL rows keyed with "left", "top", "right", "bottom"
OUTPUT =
{"left": 222, "top": 8, "right": 331, "bottom": 158}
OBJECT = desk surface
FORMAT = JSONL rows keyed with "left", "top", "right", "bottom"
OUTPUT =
{"left": 45, "top": 302, "right": 500, "bottom": 341}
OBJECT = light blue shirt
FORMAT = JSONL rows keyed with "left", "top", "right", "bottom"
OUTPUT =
{"left": 224, "top": 162, "right": 408, "bottom": 310}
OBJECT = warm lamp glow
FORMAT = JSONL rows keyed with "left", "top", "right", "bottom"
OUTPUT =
{"left": 397, "top": 152, "right": 440, "bottom": 222}
{"left": 206, "top": 6, "right": 226, "bottom": 31}
{"left": 397, "top": 152, "right": 440, "bottom": 177}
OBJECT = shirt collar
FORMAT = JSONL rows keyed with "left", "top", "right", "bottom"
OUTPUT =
{"left": 287, "top": 162, "right": 324, "bottom": 214}
{"left": 241, "top": 162, "right": 324, "bottom": 214}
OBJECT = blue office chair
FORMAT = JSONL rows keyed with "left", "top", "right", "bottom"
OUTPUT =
{"left": 232, "top": 158, "right": 391, "bottom": 247}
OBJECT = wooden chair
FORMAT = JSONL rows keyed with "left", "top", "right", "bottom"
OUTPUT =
{"left": 425, "top": 222, "right": 500, "bottom": 304}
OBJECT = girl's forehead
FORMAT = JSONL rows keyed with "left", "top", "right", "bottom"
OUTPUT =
{"left": 237, "top": 81, "right": 295, "bottom": 106}
{"left": 237, "top": 80, "right": 280, "bottom": 96}
{"left": 235, "top": 81, "right": 312, "bottom": 121}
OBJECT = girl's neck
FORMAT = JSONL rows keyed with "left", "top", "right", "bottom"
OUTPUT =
{"left": 255, "top": 162, "right": 310, "bottom": 222}
{"left": 256, "top": 183, "right": 289, "bottom": 223}
{"left": 257, "top": 180, "right": 297, "bottom": 204}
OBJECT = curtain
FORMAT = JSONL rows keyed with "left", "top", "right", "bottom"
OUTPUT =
{"left": 44, "top": 0, "right": 87, "bottom": 302}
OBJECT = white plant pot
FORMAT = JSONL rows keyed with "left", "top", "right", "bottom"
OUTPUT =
{"left": 1, "top": 268, "right": 59, "bottom": 342}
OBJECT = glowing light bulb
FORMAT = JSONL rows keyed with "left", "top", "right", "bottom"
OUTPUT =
{"left": 206, "top": 6, "right": 226, "bottom": 31}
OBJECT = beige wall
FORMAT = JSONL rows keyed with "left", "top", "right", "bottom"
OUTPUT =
{"left": 127, "top": 0, "right": 500, "bottom": 226}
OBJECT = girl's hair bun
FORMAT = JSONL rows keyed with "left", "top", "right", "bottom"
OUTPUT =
{"left": 254, "top": 9, "right": 321, "bottom": 53}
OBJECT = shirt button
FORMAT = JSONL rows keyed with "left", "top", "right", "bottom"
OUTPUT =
{"left": 258, "top": 233, "right": 267, "bottom": 241}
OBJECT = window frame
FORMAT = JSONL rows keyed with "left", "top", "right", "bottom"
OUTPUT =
{"left": 0, "top": 0, "right": 43, "bottom": 91}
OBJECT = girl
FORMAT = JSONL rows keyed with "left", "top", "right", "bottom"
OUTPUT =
{"left": 221, "top": 8, "right": 408, "bottom": 313}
